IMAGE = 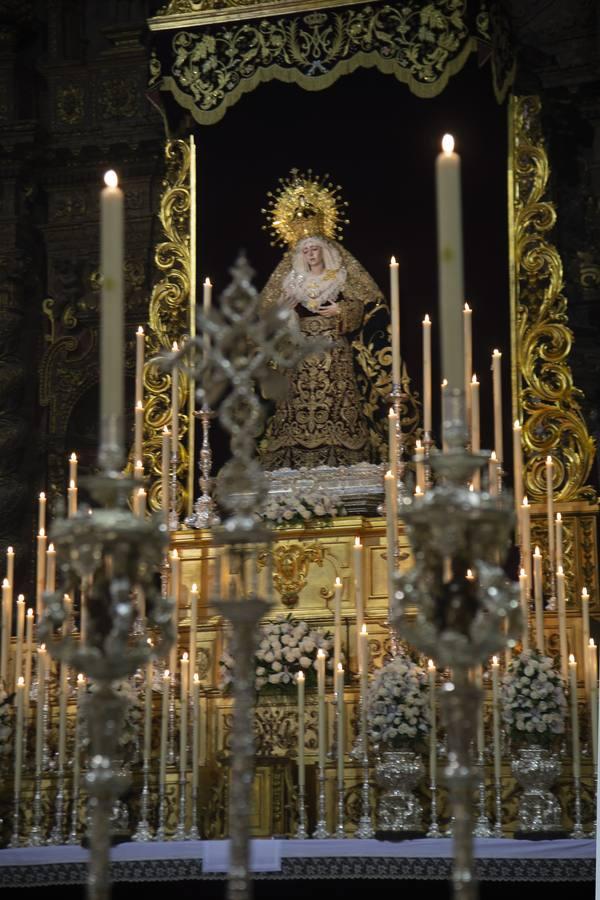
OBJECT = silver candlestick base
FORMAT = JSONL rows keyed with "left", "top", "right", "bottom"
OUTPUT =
{"left": 174, "top": 772, "right": 188, "bottom": 840}
{"left": 8, "top": 794, "right": 21, "bottom": 848}
{"left": 132, "top": 762, "right": 152, "bottom": 842}
{"left": 29, "top": 775, "right": 45, "bottom": 846}
{"left": 334, "top": 782, "right": 345, "bottom": 839}
{"left": 155, "top": 789, "right": 167, "bottom": 842}
{"left": 570, "top": 776, "right": 585, "bottom": 838}
{"left": 312, "top": 769, "right": 330, "bottom": 838}
{"left": 390, "top": 382, "right": 409, "bottom": 501}
{"left": 187, "top": 786, "right": 201, "bottom": 840}
{"left": 473, "top": 756, "right": 493, "bottom": 838}
{"left": 355, "top": 754, "right": 374, "bottom": 839}
{"left": 493, "top": 778, "right": 503, "bottom": 837}
{"left": 295, "top": 784, "right": 308, "bottom": 839}
{"left": 169, "top": 449, "right": 179, "bottom": 531}
{"left": 48, "top": 770, "right": 66, "bottom": 844}
{"left": 426, "top": 781, "right": 443, "bottom": 838}
{"left": 186, "top": 404, "right": 220, "bottom": 529}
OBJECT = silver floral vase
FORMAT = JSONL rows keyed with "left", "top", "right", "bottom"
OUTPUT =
{"left": 375, "top": 749, "right": 425, "bottom": 837}
{"left": 511, "top": 745, "right": 563, "bottom": 836}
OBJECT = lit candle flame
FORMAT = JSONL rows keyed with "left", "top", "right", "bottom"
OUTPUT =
{"left": 442, "top": 133, "right": 455, "bottom": 154}
{"left": 104, "top": 170, "right": 118, "bottom": 189}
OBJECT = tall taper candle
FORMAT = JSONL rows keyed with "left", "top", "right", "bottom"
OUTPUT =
{"left": 491, "top": 656, "right": 502, "bottom": 784}
{"left": 14, "top": 676, "right": 24, "bottom": 797}
{"left": 159, "top": 669, "right": 170, "bottom": 788}
{"left": 38, "top": 492, "right": 46, "bottom": 533}
{"left": 144, "top": 654, "right": 153, "bottom": 766}
{"left": 180, "top": 653, "right": 189, "bottom": 776}
{"left": 189, "top": 582, "right": 198, "bottom": 676}
{"left": 556, "top": 566, "right": 568, "bottom": 682}
{"left": 521, "top": 497, "right": 531, "bottom": 596}
{"left": 203, "top": 278, "right": 212, "bottom": 355}
{"left": 6, "top": 544, "right": 14, "bottom": 594}
{"left": 353, "top": 538, "right": 364, "bottom": 670}
{"left": 513, "top": 421, "right": 523, "bottom": 531}
{"left": 555, "top": 513, "right": 563, "bottom": 573}
{"left": 491, "top": 349, "right": 503, "bottom": 467}
{"left": 568, "top": 654, "right": 581, "bottom": 780}
{"left": 545, "top": 456, "right": 555, "bottom": 579}
{"left": 415, "top": 439, "right": 426, "bottom": 493}
{"left": 14, "top": 595, "right": 25, "bottom": 689}
{"left": 588, "top": 639, "right": 598, "bottom": 766}
{"left": 384, "top": 470, "right": 397, "bottom": 615}
{"left": 428, "top": 659, "right": 437, "bottom": 784}
{"left": 333, "top": 577, "right": 342, "bottom": 676}
{"left": 0, "top": 578, "right": 9, "bottom": 683}
{"left": 464, "top": 303, "right": 472, "bottom": 428}
{"left": 192, "top": 673, "right": 200, "bottom": 794}
{"left": 35, "top": 645, "right": 46, "bottom": 776}
{"left": 135, "top": 326, "right": 145, "bottom": 407}
{"left": 45, "top": 543, "right": 56, "bottom": 593}
{"left": 134, "top": 401, "right": 144, "bottom": 475}
{"left": 519, "top": 568, "right": 530, "bottom": 652}
{"left": 441, "top": 379, "right": 448, "bottom": 451}
{"left": 360, "top": 624, "right": 369, "bottom": 721}
{"left": 100, "top": 170, "right": 124, "bottom": 459}
{"left": 388, "top": 407, "right": 398, "bottom": 484}
{"left": 171, "top": 342, "right": 179, "bottom": 457}
{"left": 390, "top": 257, "right": 401, "bottom": 386}
{"left": 581, "top": 587, "right": 590, "bottom": 692}
{"left": 435, "top": 135, "right": 465, "bottom": 393}
{"left": 161, "top": 426, "right": 170, "bottom": 522}
{"left": 470, "top": 374, "right": 480, "bottom": 490}
{"left": 336, "top": 663, "right": 345, "bottom": 791}
{"left": 533, "top": 546, "right": 544, "bottom": 652}
{"left": 422, "top": 315, "right": 432, "bottom": 434}
{"left": 73, "top": 673, "right": 85, "bottom": 790}
{"left": 169, "top": 550, "right": 181, "bottom": 677}
{"left": 488, "top": 451, "right": 499, "bottom": 496}
{"left": 35, "top": 528, "right": 47, "bottom": 617}
{"left": 69, "top": 452, "right": 77, "bottom": 487}
{"left": 68, "top": 479, "right": 77, "bottom": 518}
{"left": 24, "top": 608, "right": 33, "bottom": 709}
{"left": 297, "top": 671, "right": 305, "bottom": 791}
{"left": 58, "top": 659, "right": 68, "bottom": 771}
{"left": 317, "top": 648, "right": 326, "bottom": 771}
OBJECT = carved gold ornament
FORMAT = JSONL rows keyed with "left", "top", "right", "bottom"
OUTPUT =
{"left": 142, "top": 138, "right": 194, "bottom": 514}
{"left": 258, "top": 542, "right": 324, "bottom": 606}
{"left": 510, "top": 95, "right": 595, "bottom": 502}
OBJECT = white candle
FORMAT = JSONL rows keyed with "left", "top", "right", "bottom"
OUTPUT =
{"left": 69, "top": 452, "right": 78, "bottom": 486}
{"left": 464, "top": 303, "right": 472, "bottom": 427}
{"left": 488, "top": 451, "right": 499, "bottom": 496}
{"left": 440, "top": 379, "right": 448, "bottom": 451}
{"left": 545, "top": 456, "right": 555, "bottom": 578}
{"left": 161, "top": 426, "right": 170, "bottom": 523}
{"left": 297, "top": 671, "right": 305, "bottom": 791}
{"left": 519, "top": 568, "right": 530, "bottom": 652}
{"left": 533, "top": 546, "right": 544, "bottom": 652}
{"left": 428, "top": 660, "right": 437, "bottom": 784}
{"left": 422, "top": 314, "right": 432, "bottom": 434}
{"left": 14, "top": 677, "right": 25, "bottom": 796}
{"left": 35, "top": 645, "right": 46, "bottom": 775}
{"left": 144, "top": 654, "right": 153, "bottom": 766}
{"left": 581, "top": 587, "right": 590, "bottom": 692}
{"left": 134, "top": 401, "right": 144, "bottom": 473}
{"left": 513, "top": 421, "right": 523, "bottom": 532}
{"left": 317, "top": 648, "right": 326, "bottom": 770}
{"left": 336, "top": 663, "right": 345, "bottom": 792}
{"left": 588, "top": 639, "right": 598, "bottom": 766}
{"left": 333, "top": 577, "right": 342, "bottom": 675}
{"left": 389, "top": 257, "right": 401, "bottom": 387}
{"left": 555, "top": 513, "right": 563, "bottom": 573}
{"left": 521, "top": 497, "right": 531, "bottom": 596}
{"left": 180, "top": 653, "right": 189, "bottom": 776}
{"left": 470, "top": 374, "right": 480, "bottom": 490}
{"left": 388, "top": 407, "right": 398, "bottom": 484}
{"left": 475, "top": 665, "right": 484, "bottom": 755}
{"left": 170, "top": 550, "right": 181, "bottom": 677}
{"left": 45, "top": 543, "right": 56, "bottom": 593}
{"left": 189, "top": 582, "right": 198, "bottom": 676}
{"left": 38, "top": 492, "right": 47, "bottom": 534}
{"left": 24, "top": 608, "right": 33, "bottom": 709}
{"left": 6, "top": 545, "right": 15, "bottom": 592}
{"left": 36, "top": 528, "right": 47, "bottom": 617}
{"left": 353, "top": 538, "right": 364, "bottom": 671}
{"left": 384, "top": 471, "right": 397, "bottom": 618}
{"left": 14, "top": 595, "right": 25, "bottom": 688}
{"left": 100, "top": 170, "right": 125, "bottom": 456}
{"left": 135, "top": 487, "right": 146, "bottom": 519}
{"left": 73, "top": 674, "right": 85, "bottom": 792}
{"left": 68, "top": 479, "right": 78, "bottom": 518}
{"left": 192, "top": 673, "right": 200, "bottom": 793}
{"left": 435, "top": 135, "right": 465, "bottom": 393}
{"left": 0, "top": 577, "right": 9, "bottom": 684}
{"left": 171, "top": 341, "right": 179, "bottom": 457}
{"left": 556, "top": 566, "right": 568, "bottom": 682}
{"left": 134, "top": 459, "right": 144, "bottom": 482}
{"left": 202, "top": 278, "right": 212, "bottom": 356}
{"left": 359, "top": 624, "right": 369, "bottom": 733}
{"left": 491, "top": 656, "right": 502, "bottom": 783}
{"left": 490, "top": 349, "right": 503, "bottom": 468}
{"left": 135, "top": 326, "right": 145, "bottom": 408}
{"left": 160, "top": 669, "right": 170, "bottom": 787}
{"left": 415, "top": 439, "right": 426, "bottom": 493}
{"left": 568, "top": 654, "right": 581, "bottom": 780}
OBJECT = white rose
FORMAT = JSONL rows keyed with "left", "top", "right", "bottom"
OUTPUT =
{"left": 272, "top": 660, "right": 282, "bottom": 672}
{"left": 299, "top": 656, "right": 311, "bottom": 668}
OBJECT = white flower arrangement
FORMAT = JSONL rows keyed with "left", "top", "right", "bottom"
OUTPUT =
{"left": 501, "top": 650, "right": 567, "bottom": 746}
{"left": 220, "top": 613, "right": 335, "bottom": 692}
{"left": 263, "top": 490, "right": 345, "bottom": 526}
{"left": 367, "top": 652, "right": 430, "bottom": 748}
{"left": 0, "top": 680, "right": 13, "bottom": 762}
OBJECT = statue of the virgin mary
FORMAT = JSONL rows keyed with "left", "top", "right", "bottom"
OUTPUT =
{"left": 259, "top": 170, "right": 394, "bottom": 471}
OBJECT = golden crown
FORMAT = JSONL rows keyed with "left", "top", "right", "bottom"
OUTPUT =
{"left": 262, "top": 169, "right": 349, "bottom": 248}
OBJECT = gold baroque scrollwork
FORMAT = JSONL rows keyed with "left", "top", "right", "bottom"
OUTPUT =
{"left": 143, "top": 138, "right": 193, "bottom": 514}
{"left": 510, "top": 95, "right": 596, "bottom": 503}
{"left": 257, "top": 542, "right": 324, "bottom": 607}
